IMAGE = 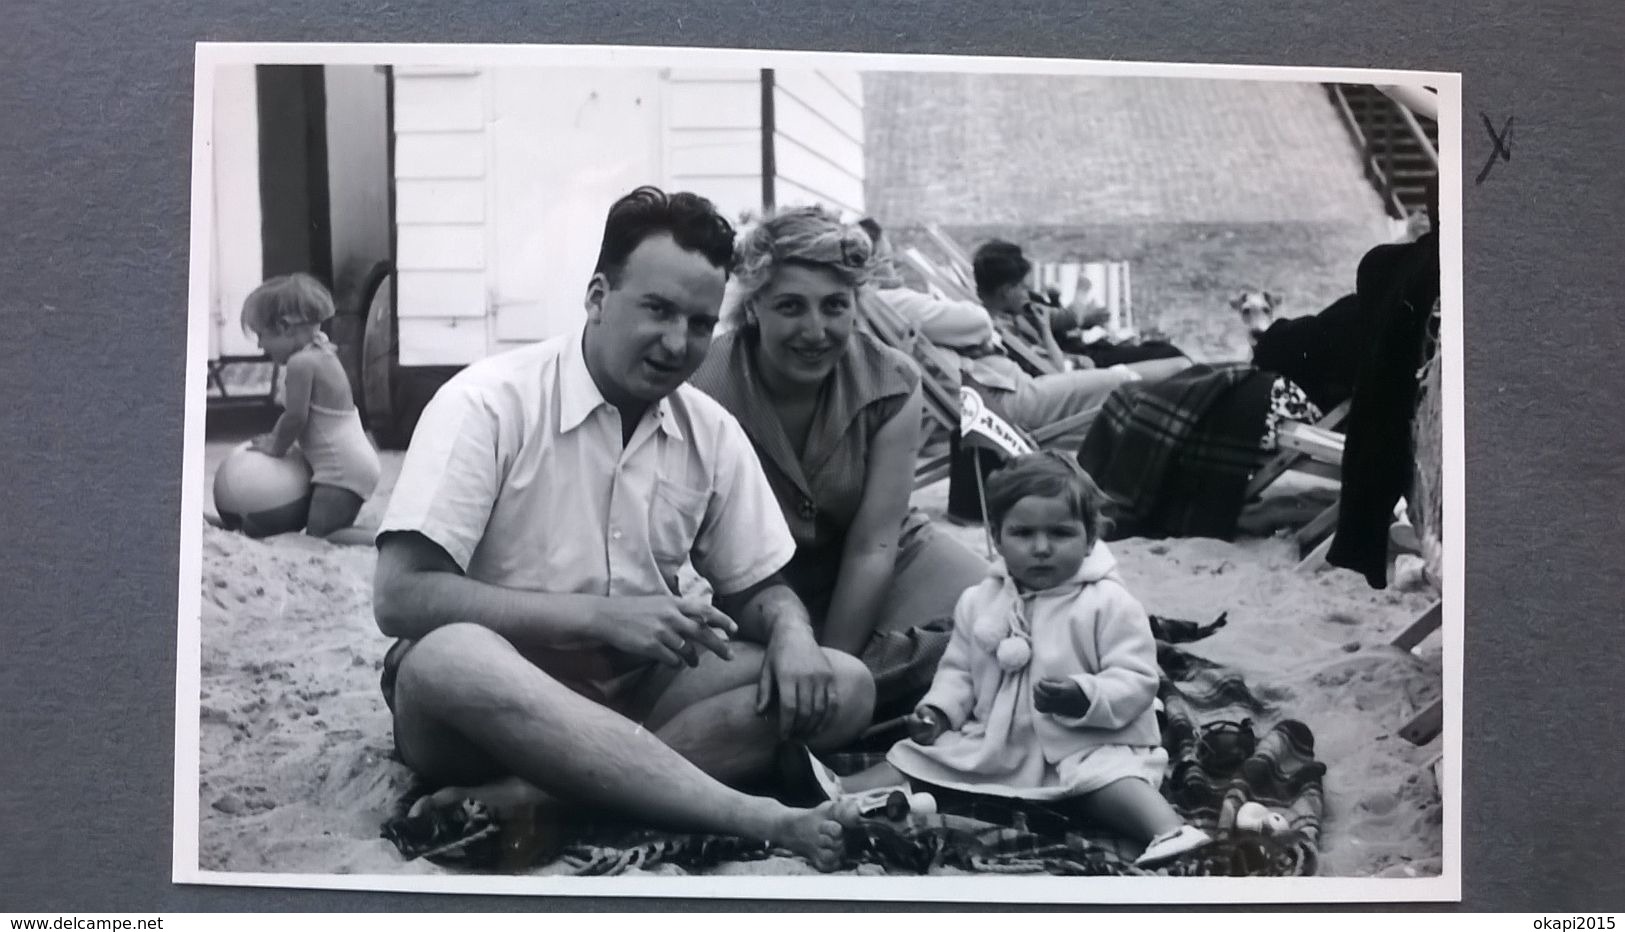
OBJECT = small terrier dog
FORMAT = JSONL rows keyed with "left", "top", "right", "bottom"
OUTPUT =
{"left": 1230, "top": 290, "right": 1281, "bottom": 347}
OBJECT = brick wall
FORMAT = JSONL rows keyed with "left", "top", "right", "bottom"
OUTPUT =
{"left": 865, "top": 71, "right": 1388, "bottom": 226}
{"left": 864, "top": 71, "right": 1399, "bottom": 360}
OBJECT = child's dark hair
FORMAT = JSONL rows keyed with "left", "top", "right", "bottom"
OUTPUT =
{"left": 240, "top": 273, "right": 335, "bottom": 337}
{"left": 592, "top": 185, "right": 737, "bottom": 287}
{"left": 984, "top": 451, "right": 1115, "bottom": 543}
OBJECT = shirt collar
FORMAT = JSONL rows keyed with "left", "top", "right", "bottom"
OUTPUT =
{"left": 558, "top": 327, "right": 684, "bottom": 441}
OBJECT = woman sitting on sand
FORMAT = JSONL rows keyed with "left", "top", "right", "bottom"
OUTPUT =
{"left": 689, "top": 206, "right": 990, "bottom": 723}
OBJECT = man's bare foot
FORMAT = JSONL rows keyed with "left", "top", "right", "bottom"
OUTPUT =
{"left": 409, "top": 775, "right": 553, "bottom": 820}
{"left": 768, "top": 801, "right": 862, "bottom": 872}
{"left": 405, "top": 776, "right": 572, "bottom": 871}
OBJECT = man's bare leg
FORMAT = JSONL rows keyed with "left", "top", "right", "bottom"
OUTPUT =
{"left": 638, "top": 643, "right": 875, "bottom": 784}
{"left": 393, "top": 623, "right": 854, "bottom": 869}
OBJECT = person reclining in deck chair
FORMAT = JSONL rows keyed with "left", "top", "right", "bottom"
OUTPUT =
{"left": 974, "top": 239, "right": 1191, "bottom": 371}
{"left": 964, "top": 241, "right": 1191, "bottom": 451}
{"left": 858, "top": 217, "right": 1000, "bottom": 353}
{"left": 855, "top": 221, "right": 1187, "bottom": 452}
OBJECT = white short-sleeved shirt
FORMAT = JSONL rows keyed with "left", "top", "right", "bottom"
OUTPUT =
{"left": 377, "top": 329, "right": 797, "bottom": 599}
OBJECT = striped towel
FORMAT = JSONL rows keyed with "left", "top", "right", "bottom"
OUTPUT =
{"left": 381, "top": 619, "right": 1325, "bottom": 877}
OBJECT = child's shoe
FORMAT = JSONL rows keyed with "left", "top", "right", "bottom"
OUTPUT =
{"left": 1134, "top": 824, "right": 1213, "bottom": 868}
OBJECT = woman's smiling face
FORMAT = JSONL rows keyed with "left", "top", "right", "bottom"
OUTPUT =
{"left": 749, "top": 262, "right": 856, "bottom": 389}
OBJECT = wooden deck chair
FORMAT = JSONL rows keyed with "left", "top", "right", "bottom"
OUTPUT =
{"left": 897, "top": 246, "right": 1065, "bottom": 378}
{"left": 1033, "top": 260, "right": 1137, "bottom": 335}
{"left": 858, "top": 287, "right": 1104, "bottom": 488}
{"left": 912, "top": 228, "right": 1068, "bottom": 377}
{"left": 921, "top": 224, "right": 977, "bottom": 285}
{"left": 1396, "top": 600, "right": 1444, "bottom": 746}
{"left": 854, "top": 289, "right": 962, "bottom": 489}
{"left": 1031, "top": 262, "right": 1083, "bottom": 309}
{"left": 918, "top": 225, "right": 1138, "bottom": 376}
{"left": 1242, "top": 400, "right": 1351, "bottom": 560}
{"left": 1390, "top": 589, "right": 1444, "bottom": 746}
{"left": 1245, "top": 400, "right": 1351, "bottom": 501}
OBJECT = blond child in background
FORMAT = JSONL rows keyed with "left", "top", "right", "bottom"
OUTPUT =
{"left": 240, "top": 273, "right": 382, "bottom": 540}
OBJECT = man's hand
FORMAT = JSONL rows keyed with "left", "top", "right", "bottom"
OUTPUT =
{"left": 596, "top": 594, "right": 737, "bottom": 669}
{"left": 1025, "top": 301, "right": 1053, "bottom": 333}
{"left": 755, "top": 621, "right": 836, "bottom": 739}
{"left": 1033, "top": 677, "right": 1091, "bottom": 718}
{"left": 906, "top": 705, "right": 949, "bottom": 745}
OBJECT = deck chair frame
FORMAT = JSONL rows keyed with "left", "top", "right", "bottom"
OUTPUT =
{"left": 919, "top": 224, "right": 1137, "bottom": 372}
{"left": 898, "top": 246, "right": 1069, "bottom": 377}
{"left": 906, "top": 231, "right": 1070, "bottom": 378}
{"left": 1245, "top": 400, "right": 1350, "bottom": 558}
{"left": 1393, "top": 599, "right": 1444, "bottom": 745}
{"left": 856, "top": 289, "right": 1103, "bottom": 489}
{"left": 854, "top": 290, "right": 961, "bottom": 488}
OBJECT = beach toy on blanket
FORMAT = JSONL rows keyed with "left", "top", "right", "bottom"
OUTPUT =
{"left": 213, "top": 442, "right": 313, "bottom": 538}
{"left": 1225, "top": 801, "right": 1292, "bottom": 837}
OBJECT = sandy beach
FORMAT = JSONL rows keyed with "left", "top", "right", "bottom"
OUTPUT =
{"left": 194, "top": 439, "right": 1444, "bottom": 880}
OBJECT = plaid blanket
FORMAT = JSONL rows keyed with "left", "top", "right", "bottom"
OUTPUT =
{"left": 1076, "top": 363, "right": 1277, "bottom": 540}
{"left": 381, "top": 615, "right": 1326, "bottom": 878}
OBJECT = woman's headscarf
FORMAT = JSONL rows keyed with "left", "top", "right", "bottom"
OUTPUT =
{"left": 720, "top": 205, "right": 878, "bottom": 332}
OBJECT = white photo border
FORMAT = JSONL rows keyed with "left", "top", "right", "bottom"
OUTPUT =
{"left": 173, "top": 40, "right": 1466, "bottom": 904}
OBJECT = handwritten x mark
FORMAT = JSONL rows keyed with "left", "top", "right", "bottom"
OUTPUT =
{"left": 1477, "top": 113, "right": 1513, "bottom": 184}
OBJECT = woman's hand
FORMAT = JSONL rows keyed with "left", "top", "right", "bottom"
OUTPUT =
{"left": 1033, "top": 677, "right": 1091, "bottom": 718}
{"left": 906, "top": 705, "right": 949, "bottom": 745}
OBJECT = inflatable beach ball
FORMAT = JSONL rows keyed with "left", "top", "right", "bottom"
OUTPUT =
{"left": 213, "top": 442, "right": 313, "bottom": 538}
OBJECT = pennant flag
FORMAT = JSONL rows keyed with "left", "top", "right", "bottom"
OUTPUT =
{"left": 959, "top": 386, "right": 1035, "bottom": 461}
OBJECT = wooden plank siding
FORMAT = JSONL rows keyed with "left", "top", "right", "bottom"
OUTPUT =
{"left": 391, "top": 66, "right": 491, "bottom": 366}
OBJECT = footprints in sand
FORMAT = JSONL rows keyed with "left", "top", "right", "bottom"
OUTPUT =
{"left": 1329, "top": 780, "right": 1443, "bottom": 877}
{"left": 1304, "top": 653, "right": 1432, "bottom": 716}
{"left": 210, "top": 784, "right": 278, "bottom": 815}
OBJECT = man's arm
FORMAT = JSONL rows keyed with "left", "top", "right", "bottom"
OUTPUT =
{"left": 374, "top": 531, "right": 601, "bottom": 648}
{"left": 374, "top": 534, "right": 725, "bottom": 669}
{"left": 880, "top": 287, "right": 995, "bottom": 350}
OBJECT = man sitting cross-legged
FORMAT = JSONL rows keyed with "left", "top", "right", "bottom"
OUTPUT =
{"left": 373, "top": 186, "right": 874, "bottom": 871}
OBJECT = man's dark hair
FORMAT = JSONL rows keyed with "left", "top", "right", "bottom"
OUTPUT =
{"left": 592, "top": 186, "right": 737, "bottom": 287}
{"left": 857, "top": 217, "right": 884, "bottom": 244}
{"left": 972, "top": 239, "right": 1031, "bottom": 296}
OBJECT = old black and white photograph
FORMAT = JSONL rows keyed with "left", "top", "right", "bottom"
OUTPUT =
{"left": 175, "top": 43, "right": 1462, "bottom": 901}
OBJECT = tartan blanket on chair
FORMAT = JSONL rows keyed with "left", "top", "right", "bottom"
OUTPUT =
{"left": 381, "top": 618, "right": 1327, "bottom": 878}
{"left": 1076, "top": 363, "right": 1277, "bottom": 540}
